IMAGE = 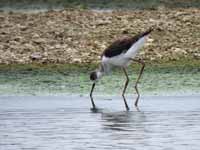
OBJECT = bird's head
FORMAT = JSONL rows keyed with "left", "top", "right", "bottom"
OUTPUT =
{"left": 90, "top": 71, "right": 97, "bottom": 81}
{"left": 90, "top": 70, "right": 103, "bottom": 82}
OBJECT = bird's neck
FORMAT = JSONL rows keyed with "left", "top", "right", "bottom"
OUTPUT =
{"left": 96, "top": 70, "right": 103, "bottom": 79}
{"left": 99, "top": 64, "right": 104, "bottom": 72}
{"left": 96, "top": 64, "right": 105, "bottom": 78}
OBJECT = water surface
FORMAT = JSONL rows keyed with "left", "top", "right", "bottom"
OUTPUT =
{"left": 0, "top": 95, "right": 200, "bottom": 150}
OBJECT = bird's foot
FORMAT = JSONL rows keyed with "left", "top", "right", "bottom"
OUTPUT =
{"left": 90, "top": 107, "right": 100, "bottom": 113}
{"left": 135, "top": 106, "right": 141, "bottom": 112}
{"left": 126, "top": 106, "right": 130, "bottom": 111}
{"left": 134, "top": 97, "right": 139, "bottom": 107}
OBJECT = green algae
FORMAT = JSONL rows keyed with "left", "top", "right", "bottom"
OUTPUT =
{"left": 0, "top": 59, "right": 199, "bottom": 96}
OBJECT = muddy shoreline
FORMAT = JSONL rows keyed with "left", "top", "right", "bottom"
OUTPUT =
{"left": 0, "top": 8, "right": 200, "bottom": 64}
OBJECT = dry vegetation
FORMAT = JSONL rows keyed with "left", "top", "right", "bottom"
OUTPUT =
{"left": 0, "top": 8, "right": 200, "bottom": 64}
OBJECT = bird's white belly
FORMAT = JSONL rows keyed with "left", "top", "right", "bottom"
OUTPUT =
{"left": 102, "top": 54, "right": 130, "bottom": 67}
{"left": 124, "top": 36, "right": 147, "bottom": 58}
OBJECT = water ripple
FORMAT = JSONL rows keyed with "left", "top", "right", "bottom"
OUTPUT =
{"left": 0, "top": 96, "right": 200, "bottom": 149}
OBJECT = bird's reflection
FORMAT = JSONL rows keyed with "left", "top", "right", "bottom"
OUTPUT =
{"left": 100, "top": 109, "right": 149, "bottom": 145}
{"left": 101, "top": 110, "right": 146, "bottom": 131}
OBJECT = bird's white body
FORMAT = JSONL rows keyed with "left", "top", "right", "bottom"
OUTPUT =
{"left": 102, "top": 35, "right": 147, "bottom": 69}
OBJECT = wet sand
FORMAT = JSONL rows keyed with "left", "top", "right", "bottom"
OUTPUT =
{"left": 0, "top": 95, "right": 200, "bottom": 149}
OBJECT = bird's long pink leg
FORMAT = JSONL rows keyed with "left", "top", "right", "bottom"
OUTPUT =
{"left": 131, "top": 59, "right": 145, "bottom": 107}
{"left": 122, "top": 68, "right": 130, "bottom": 111}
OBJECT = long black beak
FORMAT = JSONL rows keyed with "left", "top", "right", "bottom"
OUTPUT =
{"left": 90, "top": 83, "right": 96, "bottom": 109}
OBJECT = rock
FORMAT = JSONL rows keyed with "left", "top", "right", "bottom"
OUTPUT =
{"left": 96, "top": 19, "right": 112, "bottom": 26}
{"left": 173, "top": 48, "right": 187, "bottom": 55}
{"left": 30, "top": 53, "right": 42, "bottom": 60}
{"left": 33, "top": 38, "right": 46, "bottom": 44}
{"left": 73, "top": 58, "right": 82, "bottom": 63}
{"left": 32, "top": 33, "right": 40, "bottom": 38}
{"left": 13, "top": 36, "right": 22, "bottom": 42}
{"left": 24, "top": 43, "right": 35, "bottom": 51}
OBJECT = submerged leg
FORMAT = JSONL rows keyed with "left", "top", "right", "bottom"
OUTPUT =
{"left": 90, "top": 83, "right": 96, "bottom": 109}
{"left": 131, "top": 59, "right": 145, "bottom": 107}
{"left": 122, "top": 68, "right": 130, "bottom": 111}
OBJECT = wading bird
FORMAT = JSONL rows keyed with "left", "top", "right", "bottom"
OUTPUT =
{"left": 90, "top": 28, "right": 153, "bottom": 110}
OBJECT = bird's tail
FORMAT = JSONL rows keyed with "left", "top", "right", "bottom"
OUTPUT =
{"left": 140, "top": 28, "right": 153, "bottom": 37}
{"left": 124, "top": 28, "right": 153, "bottom": 58}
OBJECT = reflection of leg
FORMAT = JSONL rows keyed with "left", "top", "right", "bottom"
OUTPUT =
{"left": 90, "top": 83, "right": 96, "bottom": 109}
{"left": 135, "top": 106, "right": 141, "bottom": 112}
{"left": 131, "top": 59, "right": 145, "bottom": 107}
{"left": 122, "top": 68, "right": 130, "bottom": 111}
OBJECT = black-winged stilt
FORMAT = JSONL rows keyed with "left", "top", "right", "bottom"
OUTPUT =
{"left": 90, "top": 28, "right": 153, "bottom": 110}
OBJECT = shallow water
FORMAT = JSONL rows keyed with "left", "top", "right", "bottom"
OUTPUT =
{"left": 0, "top": 95, "right": 200, "bottom": 150}
{"left": 0, "top": 64, "right": 199, "bottom": 96}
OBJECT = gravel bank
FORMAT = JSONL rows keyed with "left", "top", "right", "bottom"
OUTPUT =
{"left": 0, "top": 8, "right": 199, "bottom": 64}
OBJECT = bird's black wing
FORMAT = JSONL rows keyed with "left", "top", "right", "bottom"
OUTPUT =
{"left": 102, "top": 28, "right": 153, "bottom": 58}
{"left": 102, "top": 37, "right": 133, "bottom": 58}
